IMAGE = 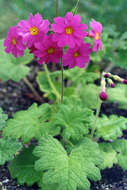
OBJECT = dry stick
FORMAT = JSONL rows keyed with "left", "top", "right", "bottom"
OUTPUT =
{"left": 23, "top": 77, "right": 43, "bottom": 102}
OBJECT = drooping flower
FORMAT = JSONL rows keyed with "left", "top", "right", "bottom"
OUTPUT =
{"left": 99, "top": 77, "right": 108, "bottom": 101}
{"left": 89, "top": 19, "right": 103, "bottom": 52}
{"left": 99, "top": 91, "right": 108, "bottom": 101}
{"left": 33, "top": 34, "right": 63, "bottom": 64}
{"left": 122, "top": 79, "right": 127, "bottom": 84}
{"left": 104, "top": 73, "right": 110, "bottom": 78}
{"left": 62, "top": 42, "right": 91, "bottom": 69}
{"left": 18, "top": 13, "right": 50, "bottom": 47}
{"left": 107, "top": 78, "right": 115, "bottom": 88}
{"left": 3, "top": 26, "right": 26, "bottom": 57}
{"left": 51, "top": 12, "right": 88, "bottom": 48}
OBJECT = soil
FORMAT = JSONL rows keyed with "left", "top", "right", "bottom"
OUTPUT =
{"left": 0, "top": 62, "right": 127, "bottom": 190}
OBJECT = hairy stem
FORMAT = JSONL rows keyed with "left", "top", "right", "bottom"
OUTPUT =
{"left": 23, "top": 77, "right": 43, "bottom": 102}
{"left": 91, "top": 99, "right": 102, "bottom": 139}
{"left": 43, "top": 64, "right": 60, "bottom": 102}
{"left": 61, "top": 61, "right": 64, "bottom": 103}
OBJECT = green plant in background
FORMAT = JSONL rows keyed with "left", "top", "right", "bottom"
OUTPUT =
{"left": 0, "top": 0, "right": 127, "bottom": 190}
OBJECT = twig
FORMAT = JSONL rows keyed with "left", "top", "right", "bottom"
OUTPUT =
{"left": 23, "top": 77, "right": 43, "bottom": 102}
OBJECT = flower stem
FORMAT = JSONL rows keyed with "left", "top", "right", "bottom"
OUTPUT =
{"left": 73, "top": 0, "right": 80, "bottom": 14}
{"left": 91, "top": 99, "right": 102, "bottom": 139}
{"left": 43, "top": 64, "right": 60, "bottom": 102}
{"left": 23, "top": 77, "right": 43, "bottom": 102}
{"left": 56, "top": 0, "right": 59, "bottom": 17}
{"left": 51, "top": 0, "right": 59, "bottom": 72}
{"left": 61, "top": 61, "right": 64, "bottom": 103}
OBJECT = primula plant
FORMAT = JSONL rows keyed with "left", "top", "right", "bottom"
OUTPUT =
{"left": 1, "top": 1, "right": 127, "bottom": 190}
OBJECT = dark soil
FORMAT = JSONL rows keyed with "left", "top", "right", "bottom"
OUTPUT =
{"left": 91, "top": 166, "right": 127, "bottom": 190}
{"left": 0, "top": 63, "right": 127, "bottom": 190}
{"left": 0, "top": 61, "right": 44, "bottom": 118}
{"left": 0, "top": 164, "right": 39, "bottom": 190}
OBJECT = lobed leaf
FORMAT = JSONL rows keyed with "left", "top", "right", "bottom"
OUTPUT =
{"left": 96, "top": 115, "right": 127, "bottom": 140}
{"left": 37, "top": 71, "right": 75, "bottom": 101}
{"left": 34, "top": 136, "right": 103, "bottom": 190}
{"left": 64, "top": 67, "right": 99, "bottom": 86}
{"left": 51, "top": 103, "right": 94, "bottom": 141}
{"left": 78, "top": 84, "right": 100, "bottom": 109}
{"left": 99, "top": 143, "right": 117, "bottom": 169}
{"left": 9, "top": 146, "right": 42, "bottom": 186}
{"left": 108, "top": 84, "right": 127, "bottom": 110}
{"left": 0, "top": 39, "right": 31, "bottom": 82}
{"left": 3, "top": 103, "right": 59, "bottom": 143}
{"left": 0, "top": 137, "right": 22, "bottom": 165}
{"left": 112, "top": 139, "right": 127, "bottom": 170}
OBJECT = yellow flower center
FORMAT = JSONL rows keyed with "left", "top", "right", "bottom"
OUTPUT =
{"left": 65, "top": 27, "right": 73, "bottom": 35}
{"left": 30, "top": 26, "right": 39, "bottom": 36}
{"left": 47, "top": 47, "right": 54, "bottom": 54}
{"left": 74, "top": 51, "right": 80, "bottom": 57}
{"left": 96, "top": 32, "right": 99, "bottom": 40}
{"left": 12, "top": 37, "right": 17, "bottom": 46}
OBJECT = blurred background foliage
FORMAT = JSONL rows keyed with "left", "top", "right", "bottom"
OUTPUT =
{"left": 0, "top": 0, "right": 127, "bottom": 37}
{"left": 0, "top": 0, "right": 127, "bottom": 69}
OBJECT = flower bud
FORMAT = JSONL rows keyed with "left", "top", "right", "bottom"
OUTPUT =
{"left": 111, "top": 83, "right": 115, "bottom": 88}
{"left": 107, "top": 78, "right": 115, "bottom": 88}
{"left": 99, "top": 91, "right": 108, "bottom": 101}
{"left": 104, "top": 73, "right": 110, "bottom": 78}
{"left": 122, "top": 79, "right": 127, "bottom": 84}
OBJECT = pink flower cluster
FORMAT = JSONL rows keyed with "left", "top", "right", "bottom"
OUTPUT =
{"left": 4, "top": 12, "right": 103, "bottom": 69}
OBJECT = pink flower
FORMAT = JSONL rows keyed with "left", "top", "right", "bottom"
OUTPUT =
{"left": 33, "top": 34, "right": 63, "bottom": 64}
{"left": 3, "top": 26, "right": 26, "bottom": 57}
{"left": 89, "top": 19, "right": 103, "bottom": 52}
{"left": 62, "top": 43, "right": 91, "bottom": 69}
{"left": 18, "top": 13, "right": 50, "bottom": 47}
{"left": 51, "top": 12, "right": 88, "bottom": 48}
{"left": 29, "top": 45, "right": 37, "bottom": 54}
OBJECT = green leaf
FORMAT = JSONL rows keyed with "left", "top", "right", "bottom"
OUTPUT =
{"left": 34, "top": 136, "right": 103, "bottom": 190}
{"left": 108, "top": 84, "right": 127, "bottom": 110}
{"left": 0, "top": 39, "right": 30, "bottom": 82}
{"left": 37, "top": 71, "right": 75, "bottom": 101}
{"left": 64, "top": 67, "right": 99, "bottom": 86}
{"left": 0, "top": 137, "right": 22, "bottom": 165}
{"left": 112, "top": 50, "right": 127, "bottom": 69}
{"left": 37, "top": 71, "right": 60, "bottom": 100}
{"left": 10, "top": 48, "right": 33, "bottom": 65}
{"left": 51, "top": 103, "right": 94, "bottom": 140}
{"left": 96, "top": 115, "right": 127, "bottom": 140}
{"left": 9, "top": 146, "right": 42, "bottom": 186}
{"left": 40, "top": 184, "right": 58, "bottom": 190}
{"left": 112, "top": 139, "right": 127, "bottom": 170}
{"left": 0, "top": 108, "right": 8, "bottom": 130}
{"left": 3, "top": 103, "right": 59, "bottom": 143}
{"left": 99, "top": 143, "right": 117, "bottom": 169}
{"left": 78, "top": 84, "right": 100, "bottom": 109}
